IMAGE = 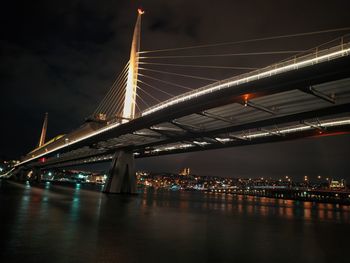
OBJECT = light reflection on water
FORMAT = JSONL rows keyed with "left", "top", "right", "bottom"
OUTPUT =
{"left": 0, "top": 180, "right": 350, "bottom": 263}
{"left": 138, "top": 190, "right": 350, "bottom": 222}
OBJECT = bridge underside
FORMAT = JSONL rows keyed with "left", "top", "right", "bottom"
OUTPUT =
{"left": 15, "top": 54, "right": 350, "bottom": 173}
{"left": 29, "top": 76, "right": 350, "bottom": 170}
{"left": 8, "top": 53, "right": 350, "bottom": 195}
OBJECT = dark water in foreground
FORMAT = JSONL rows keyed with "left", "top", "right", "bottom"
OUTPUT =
{"left": 0, "top": 180, "right": 349, "bottom": 263}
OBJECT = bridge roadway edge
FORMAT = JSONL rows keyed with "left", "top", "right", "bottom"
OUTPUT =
{"left": 21, "top": 55, "right": 350, "bottom": 168}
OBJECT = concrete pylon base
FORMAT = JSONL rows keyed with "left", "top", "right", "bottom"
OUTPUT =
{"left": 31, "top": 168, "right": 41, "bottom": 183}
{"left": 103, "top": 151, "right": 137, "bottom": 194}
{"left": 17, "top": 169, "right": 27, "bottom": 181}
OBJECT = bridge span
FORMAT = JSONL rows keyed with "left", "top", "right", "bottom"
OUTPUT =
{"left": 8, "top": 11, "right": 350, "bottom": 193}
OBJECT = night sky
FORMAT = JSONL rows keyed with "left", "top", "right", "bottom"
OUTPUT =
{"left": 1, "top": 0, "right": 350, "bottom": 179}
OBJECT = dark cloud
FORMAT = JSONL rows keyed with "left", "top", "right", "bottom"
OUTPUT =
{"left": 1, "top": 0, "right": 350, "bottom": 179}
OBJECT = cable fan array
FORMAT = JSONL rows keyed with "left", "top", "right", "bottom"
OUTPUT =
{"left": 92, "top": 62, "right": 130, "bottom": 121}
{"left": 91, "top": 27, "right": 350, "bottom": 122}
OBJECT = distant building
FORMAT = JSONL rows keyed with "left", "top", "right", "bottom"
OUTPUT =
{"left": 329, "top": 179, "right": 346, "bottom": 190}
{"left": 179, "top": 168, "right": 190, "bottom": 176}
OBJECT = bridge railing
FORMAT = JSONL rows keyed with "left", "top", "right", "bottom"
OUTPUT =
{"left": 142, "top": 35, "right": 350, "bottom": 116}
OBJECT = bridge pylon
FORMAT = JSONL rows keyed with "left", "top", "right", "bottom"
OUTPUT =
{"left": 122, "top": 9, "right": 144, "bottom": 121}
{"left": 31, "top": 167, "right": 41, "bottom": 183}
{"left": 38, "top": 112, "right": 48, "bottom": 147}
{"left": 103, "top": 151, "right": 137, "bottom": 194}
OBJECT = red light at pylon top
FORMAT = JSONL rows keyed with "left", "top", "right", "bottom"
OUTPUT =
{"left": 138, "top": 8, "right": 145, "bottom": 15}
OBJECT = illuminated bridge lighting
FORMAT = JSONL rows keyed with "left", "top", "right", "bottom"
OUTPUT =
{"left": 238, "top": 118, "right": 350, "bottom": 140}
{"left": 0, "top": 167, "right": 15, "bottom": 178}
{"left": 15, "top": 39, "right": 350, "bottom": 167}
{"left": 322, "top": 119, "right": 350, "bottom": 127}
{"left": 147, "top": 117, "right": 350, "bottom": 154}
{"left": 16, "top": 121, "right": 122, "bottom": 167}
{"left": 193, "top": 141, "right": 210, "bottom": 146}
{"left": 16, "top": 115, "right": 350, "bottom": 165}
{"left": 142, "top": 44, "right": 350, "bottom": 116}
{"left": 215, "top": 138, "right": 231, "bottom": 143}
{"left": 151, "top": 143, "right": 194, "bottom": 154}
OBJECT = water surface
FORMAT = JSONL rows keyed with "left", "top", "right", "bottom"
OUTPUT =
{"left": 0, "top": 180, "right": 349, "bottom": 263}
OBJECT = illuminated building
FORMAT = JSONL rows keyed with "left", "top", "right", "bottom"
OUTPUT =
{"left": 330, "top": 179, "right": 346, "bottom": 189}
{"left": 179, "top": 168, "right": 190, "bottom": 176}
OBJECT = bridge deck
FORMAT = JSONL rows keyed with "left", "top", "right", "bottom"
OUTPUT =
{"left": 17, "top": 44, "right": 350, "bottom": 168}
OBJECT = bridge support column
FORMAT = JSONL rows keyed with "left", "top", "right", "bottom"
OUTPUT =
{"left": 103, "top": 151, "right": 137, "bottom": 194}
{"left": 15, "top": 169, "right": 30, "bottom": 181}
{"left": 16, "top": 169, "right": 26, "bottom": 181}
{"left": 31, "top": 168, "right": 41, "bottom": 183}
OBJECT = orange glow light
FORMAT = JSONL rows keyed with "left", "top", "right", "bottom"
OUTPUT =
{"left": 243, "top": 94, "right": 250, "bottom": 106}
{"left": 313, "top": 131, "right": 350, "bottom": 138}
{"left": 138, "top": 8, "right": 145, "bottom": 15}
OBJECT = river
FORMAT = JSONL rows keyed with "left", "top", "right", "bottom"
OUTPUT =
{"left": 0, "top": 180, "right": 349, "bottom": 263}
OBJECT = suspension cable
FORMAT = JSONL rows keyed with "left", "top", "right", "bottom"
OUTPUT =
{"left": 139, "top": 62, "right": 257, "bottom": 70}
{"left": 138, "top": 79, "right": 175, "bottom": 97}
{"left": 98, "top": 75, "right": 128, "bottom": 116}
{"left": 94, "top": 62, "right": 129, "bottom": 115}
{"left": 95, "top": 62, "right": 129, "bottom": 114}
{"left": 138, "top": 73, "right": 194, "bottom": 91}
{"left": 139, "top": 67, "right": 218, "bottom": 82}
{"left": 132, "top": 96, "right": 141, "bottom": 115}
{"left": 105, "top": 89, "right": 126, "bottom": 118}
{"left": 103, "top": 77, "right": 128, "bottom": 116}
{"left": 114, "top": 100, "right": 126, "bottom": 118}
{"left": 140, "top": 50, "right": 306, "bottom": 59}
{"left": 136, "top": 86, "right": 162, "bottom": 103}
{"left": 136, "top": 93, "right": 151, "bottom": 109}
{"left": 139, "top": 27, "right": 350, "bottom": 54}
{"left": 97, "top": 68, "right": 129, "bottom": 114}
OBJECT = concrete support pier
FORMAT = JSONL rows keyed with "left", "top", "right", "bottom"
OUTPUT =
{"left": 103, "top": 151, "right": 137, "bottom": 194}
{"left": 32, "top": 168, "right": 41, "bottom": 183}
{"left": 15, "top": 168, "right": 26, "bottom": 181}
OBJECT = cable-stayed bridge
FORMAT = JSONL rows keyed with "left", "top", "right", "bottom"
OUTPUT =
{"left": 7, "top": 10, "right": 350, "bottom": 193}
